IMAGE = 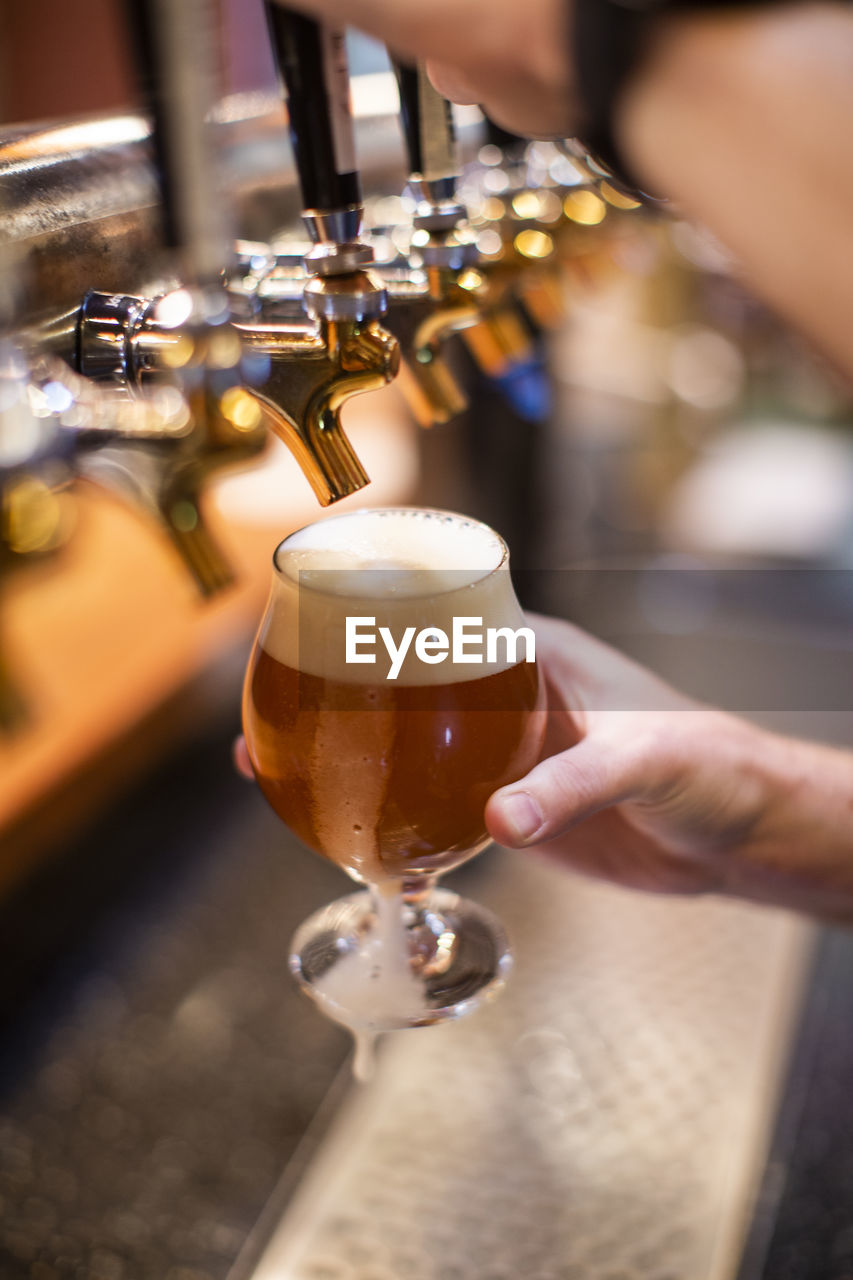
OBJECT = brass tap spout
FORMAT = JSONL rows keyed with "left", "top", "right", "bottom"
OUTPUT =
{"left": 78, "top": 265, "right": 399, "bottom": 538}
{"left": 0, "top": 341, "right": 76, "bottom": 730}
{"left": 0, "top": 640, "right": 28, "bottom": 734}
{"left": 77, "top": 387, "right": 266, "bottom": 599}
{"left": 362, "top": 218, "right": 487, "bottom": 427}
{"left": 456, "top": 183, "right": 570, "bottom": 376}
{"left": 78, "top": 289, "right": 269, "bottom": 598}
{"left": 231, "top": 243, "right": 480, "bottom": 429}
{"left": 382, "top": 260, "right": 486, "bottom": 427}
{"left": 235, "top": 268, "right": 399, "bottom": 504}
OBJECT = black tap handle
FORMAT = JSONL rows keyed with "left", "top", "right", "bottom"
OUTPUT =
{"left": 264, "top": 4, "right": 360, "bottom": 213}
{"left": 123, "top": 0, "right": 182, "bottom": 253}
{"left": 122, "top": 0, "right": 227, "bottom": 282}
{"left": 391, "top": 59, "right": 459, "bottom": 189}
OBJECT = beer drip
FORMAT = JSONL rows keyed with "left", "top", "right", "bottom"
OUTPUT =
{"left": 299, "top": 875, "right": 515, "bottom": 1083}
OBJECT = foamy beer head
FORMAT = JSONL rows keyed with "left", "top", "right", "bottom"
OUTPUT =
{"left": 260, "top": 507, "right": 527, "bottom": 683}
{"left": 243, "top": 508, "right": 545, "bottom": 883}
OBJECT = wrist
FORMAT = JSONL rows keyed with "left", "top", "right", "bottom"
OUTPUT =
{"left": 571, "top": 2, "right": 727, "bottom": 197}
{"left": 614, "top": 7, "right": 744, "bottom": 189}
{"left": 721, "top": 727, "right": 853, "bottom": 919}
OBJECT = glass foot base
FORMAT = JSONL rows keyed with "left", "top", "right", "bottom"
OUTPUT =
{"left": 289, "top": 886, "right": 512, "bottom": 1033}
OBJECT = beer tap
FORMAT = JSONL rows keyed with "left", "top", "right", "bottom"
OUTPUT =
{"left": 473, "top": 120, "right": 569, "bottom": 335}
{"left": 72, "top": 0, "right": 267, "bottom": 597}
{"left": 77, "top": 5, "right": 397, "bottom": 553}
{"left": 238, "top": 4, "right": 398, "bottom": 494}
{"left": 465, "top": 126, "right": 643, "bottom": 320}
{"left": 235, "top": 58, "right": 486, "bottom": 429}
{"left": 462, "top": 137, "right": 566, "bottom": 339}
{"left": 449, "top": 118, "right": 641, "bottom": 421}
{"left": 0, "top": 100, "right": 75, "bottom": 728}
{"left": 376, "top": 59, "right": 486, "bottom": 426}
{"left": 384, "top": 75, "right": 553, "bottom": 419}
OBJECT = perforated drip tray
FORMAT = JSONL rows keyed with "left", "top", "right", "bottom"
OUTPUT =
{"left": 233, "top": 851, "right": 813, "bottom": 1280}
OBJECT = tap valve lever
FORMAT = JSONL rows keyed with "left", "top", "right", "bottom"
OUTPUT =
{"left": 392, "top": 59, "right": 462, "bottom": 223}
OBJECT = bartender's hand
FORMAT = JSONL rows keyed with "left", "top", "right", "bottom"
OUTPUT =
{"left": 270, "top": 0, "right": 853, "bottom": 377}
{"left": 233, "top": 735, "right": 254, "bottom": 780}
{"left": 486, "top": 614, "right": 853, "bottom": 921}
{"left": 270, "top": 0, "right": 575, "bottom": 137}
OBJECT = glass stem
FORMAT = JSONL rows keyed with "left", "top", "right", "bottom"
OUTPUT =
{"left": 400, "top": 874, "right": 439, "bottom": 910}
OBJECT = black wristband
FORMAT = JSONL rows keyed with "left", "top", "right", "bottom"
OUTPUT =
{"left": 572, "top": 0, "right": 773, "bottom": 201}
{"left": 573, "top": 0, "right": 652, "bottom": 195}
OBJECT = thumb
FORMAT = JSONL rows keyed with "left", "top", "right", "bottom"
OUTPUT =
{"left": 485, "top": 737, "right": 641, "bottom": 848}
{"left": 232, "top": 735, "right": 255, "bottom": 781}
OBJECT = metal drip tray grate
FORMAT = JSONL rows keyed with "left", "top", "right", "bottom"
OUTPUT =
{"left": 238, "top": 850, "right": 811, "bottom": 1280}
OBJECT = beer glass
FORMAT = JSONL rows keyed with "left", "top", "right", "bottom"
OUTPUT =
{"left": 242, "top": 508, "right": 546, "bottom": 1047}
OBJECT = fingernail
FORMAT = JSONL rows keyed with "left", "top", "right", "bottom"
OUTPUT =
{"left": 499, "top": 792, "right": 543, "bottom": 844}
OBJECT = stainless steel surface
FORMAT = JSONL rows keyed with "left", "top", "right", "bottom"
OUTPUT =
{"left": 409, "top": 180, "right": 460, "bottom": 211}
{"left": 303, "top": 209, "right": 364, "bottom": 248}
{"left": 240, "top": 852, "right": 812, "bottom": 1280}
{"left": 411, "top": 199, "right": 468, "bottom": 232}
{"left": 75, "top": 274, "right": 397, "bottom": 511}
{"left": 1, "top": 113, "right": 173, "bottom": 328}
{"left": 301, "top": 270, "right": 387, "bottom": 321}
{"left": 416, "top": 234, "right": 480, "bottom": 271}
{"left": 302, "top": 243, "right": 377, "bottom": 282}
{"left": 0, "top": 90, "right": 425, "bottom": 329}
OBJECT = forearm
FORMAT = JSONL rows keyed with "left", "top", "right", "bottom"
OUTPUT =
{"left": 618, "top": 2, "right": 853, "bottom": 378}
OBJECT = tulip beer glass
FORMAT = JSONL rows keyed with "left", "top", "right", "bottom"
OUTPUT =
{"left": 242, "top": 508, "right": 545, "bottom": 1043}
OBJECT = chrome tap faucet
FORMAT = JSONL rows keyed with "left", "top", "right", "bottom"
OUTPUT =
{"left": 229, "top": 56, "right": 486, "bottom": 430}
{"left": 389, "top": 66, "right": 558, "bottom": 404}
{"left": 74, "top": 0, "right": 264, "bottom": 597}
{"left": 378, "top": 59, "right": 487, "bottom": 426}
{"left": 68, "top": 3, "right": 400, "bottom": 594}
{"left": 254, "top": 4, "right": 399, "bottom": 482}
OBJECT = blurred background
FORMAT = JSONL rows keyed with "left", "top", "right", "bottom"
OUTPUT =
{"left": 1, "top": 3, "right": 852, "bottom": 1279}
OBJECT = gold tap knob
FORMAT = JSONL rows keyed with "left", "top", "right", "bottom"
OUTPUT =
{"left": 379, "top": 226, "right": 487, "bottom": 427}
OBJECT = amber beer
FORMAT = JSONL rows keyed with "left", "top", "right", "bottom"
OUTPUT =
{"left": 243, "top": 508, "right": 545, "bottom": 884}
